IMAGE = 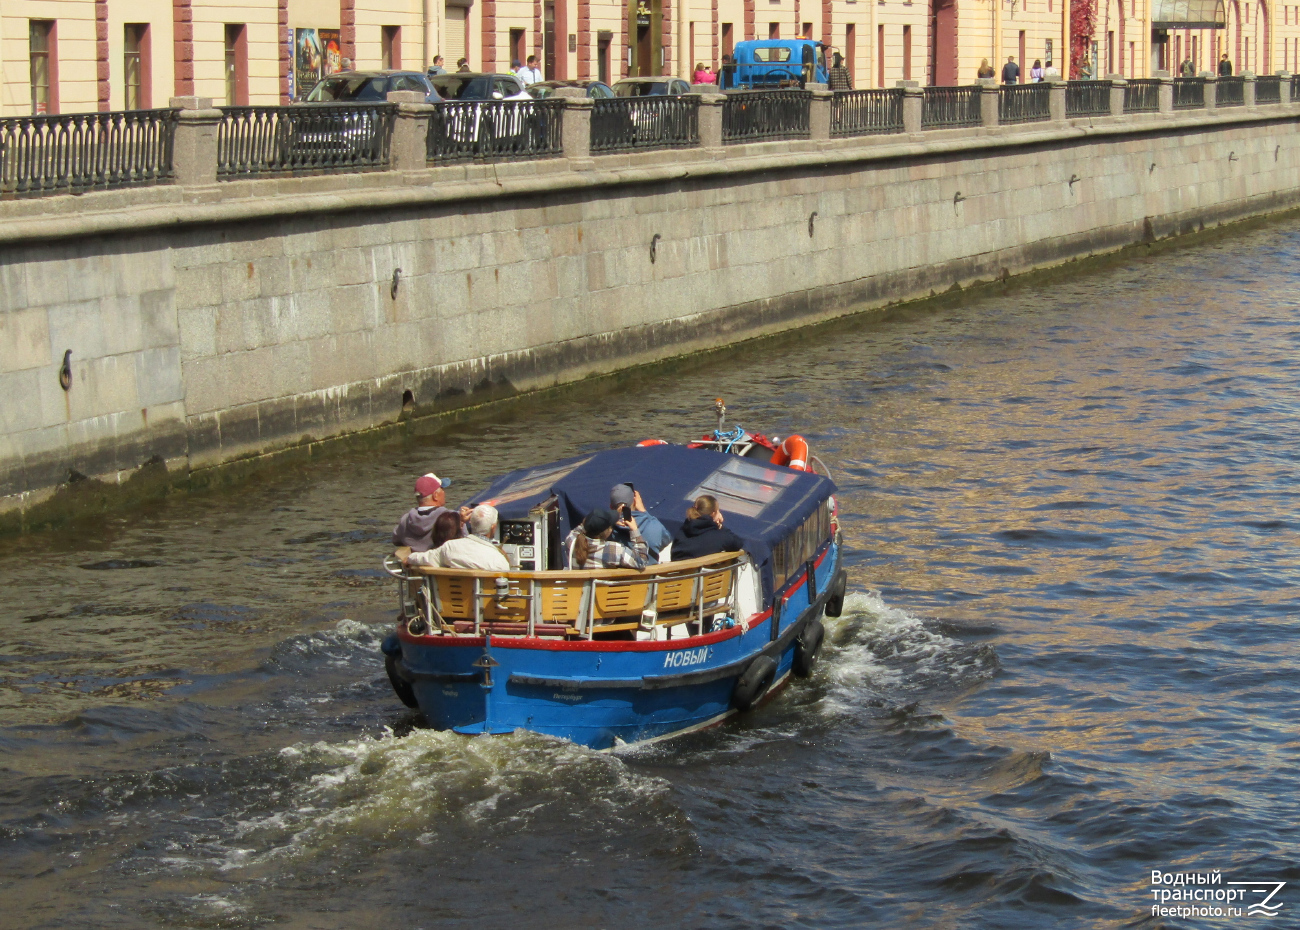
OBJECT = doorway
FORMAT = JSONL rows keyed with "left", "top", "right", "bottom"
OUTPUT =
{"left": 929, "top": 0, "right": 956, "bottom": 85}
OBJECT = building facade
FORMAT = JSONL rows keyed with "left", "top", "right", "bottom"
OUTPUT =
{"left": 2, "top": 0, "right": 1297, "bottom": 114}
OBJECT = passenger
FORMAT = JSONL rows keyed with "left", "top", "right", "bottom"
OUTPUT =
{"left": 566, "top": 508, "right": 649, "bottom": 570}
{"left": 670, "top": 495, "right": 744, "bottom": 561}
{"left": 429, "top": 511, "right": 463, "bottom": 550}
{"left": 406, "top": 505, "right": 512, "bottom": 571}
{"left": 828, "top": 52, "right": 853, "bottom": 91}
{"left": 392, "top": 473, "right": 469, "bottom": 552}
{"left": 608, "top": 483, "right": 671, "bottom": 560}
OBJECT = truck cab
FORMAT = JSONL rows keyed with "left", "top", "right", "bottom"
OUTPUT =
{"left": 728, "top": 40, "right": 829, "bottom": 89}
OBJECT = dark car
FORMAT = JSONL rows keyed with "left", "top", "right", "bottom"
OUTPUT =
{"left": 525, "top": 80, "right": 617, "bottom": 99}
{"left": 303, "top": 70, "right": 441, "bottom": 104}
{"left": 428, "top": 72, "right": 531, "bottom": 101}
{"left": 612, "top": 78, "right": 693, "bottom": 97}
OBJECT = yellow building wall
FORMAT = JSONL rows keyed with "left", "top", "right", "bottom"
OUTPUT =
{"left": 2, "top": 0, "right": 97, "bottom": 115}
{"left": 353, "top": 0, "right": 425, "bottom": 70}
{"left": 192, "top": 2, "right": 281, "bottom": 104}
{"left": 106, "top": 0, "right": 174, "bottom": 109}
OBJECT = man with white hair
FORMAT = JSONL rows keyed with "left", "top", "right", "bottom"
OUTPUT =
{"left": 405, "top": 504, "right": 512, "bottom": 571}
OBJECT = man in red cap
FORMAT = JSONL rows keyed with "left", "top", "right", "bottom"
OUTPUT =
{"left": 392, "top": 473, "right": 469, "bottom": 551}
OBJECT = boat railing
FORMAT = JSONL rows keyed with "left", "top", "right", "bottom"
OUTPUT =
{"left": 383, "top": 550, "right": 747, "bottom": 640}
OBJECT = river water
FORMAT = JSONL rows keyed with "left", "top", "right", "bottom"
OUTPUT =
{"left": 3, "top": 216, "right": 1299, "bottom": 929}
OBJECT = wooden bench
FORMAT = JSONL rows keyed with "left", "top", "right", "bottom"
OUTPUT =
{"left": 396, "top": 551, "right": 745, "bottom": 638}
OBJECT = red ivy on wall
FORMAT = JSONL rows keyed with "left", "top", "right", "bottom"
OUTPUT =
{"left": 1070, "top": 0, "right": 1097, "bottom": 78}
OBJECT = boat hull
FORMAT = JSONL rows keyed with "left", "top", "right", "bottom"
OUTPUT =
{"left": 390, "top": 540, "right": 843, "bottom": 749}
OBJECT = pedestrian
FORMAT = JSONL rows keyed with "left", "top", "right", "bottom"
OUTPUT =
{"left": 428, "top": 55, "right": 446, "bottom": 76}
{"left": 977, "top": 58, "right": 996, "bottom": 79}
{"left": 719, "top": 53, "right": 735, "bottom": 89}
{"left": 1029, "top": 59, "right": 1044, "bottom": 82}
{"left": 693, "top": 62, "right": 716, "bottom": 85}
{"left": 517, "top": 54, "right": 543, "bottom": 85}
{"left": 828, "top": 51, "right": 853, "bottom": 91}
{"left": 1218, "top": 53, "right": 1233, "bottom": 76}
{"left": 1043, "top": 59, "right": 1061, "bottom": 81}
{"left": 1180, "top": 55, "right": 1196, "bottom": 76}
{"left": 1001, "top": 55, "right": 1020, "bottom": 84}
{"left": 456, "top": 57, "right": 470, "bottom": 72}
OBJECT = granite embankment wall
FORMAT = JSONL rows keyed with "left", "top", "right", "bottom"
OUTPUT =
{"left": 3, "top": 103, "right": 1300, "bottom": 523}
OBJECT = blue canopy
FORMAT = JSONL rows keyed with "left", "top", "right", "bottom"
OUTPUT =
{"left": 464, "top": 444, "right": 836, "bottom": 602}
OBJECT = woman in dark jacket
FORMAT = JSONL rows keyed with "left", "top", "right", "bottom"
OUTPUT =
{"left": 671, "top": 495, "right": 744, "bottom": 561}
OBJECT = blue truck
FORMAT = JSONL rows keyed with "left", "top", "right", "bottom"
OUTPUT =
{"left": 724, "top": 39, "right": 830, "bottom": 89}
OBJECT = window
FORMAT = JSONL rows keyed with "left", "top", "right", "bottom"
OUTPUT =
{"left": 510, "top": 28, "right": 525, "bottom": 67}
{"left": 802, "top": 22, "right": 813, "bottom": 39}
{"left": 752, "top": 46, "right": 792, "bottom": 62}
{"left": 877, "top": 24, "right": 884, "bottom": 87}
{"left": 903, "top": 24, "right": 911, "bottom": 80}
{"left": 845, "top": 22, "right": 855, "bottom": 77}
{"left": 597, "top": 31, "right": 611, "bottom": 84}
{"left": 382, "top": 26, "right": 401, "bottom": 70}
{"left": 124, "top": 24, "right": 150, "bottom": 109}
{"left": 686, "top": 458, "right": 799, "bottom": 520}
{"left": 29, "top": 20, "right": 57, "bottom": 115}
{"left": 769, "top": 22, "right": 780, "bottom": 40}
{"left": 722, "top": 22, "right": 734, "bottom": 57}
{"left": 224, "top": 24, "right": 248, "bottom": 106}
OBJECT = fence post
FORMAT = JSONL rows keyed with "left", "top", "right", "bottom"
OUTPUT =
{"left": 386, "top": 91, "right": 432, "bottom": 171}
{"left": 1201, "top": 73, "right": 1218, "bottom": 110}
{"left": 809, "top": 89, "right": 832, "bottom": 140}
{"left": 902, "top": 85, "right": 923, "bottom": 133}
{"left": 169, "top": 96, "right": 221, "bottom": 187}
{"left": 1157, "top": 75, "right": 1175, "bottom": 114}
{"left": 1108, "top": 78, "right": 1127, "bottom": 117}
{"left": 560, "top": 95, "right": 593, "bottom": 162}
{"left": 1242, "top": 71, "right": 1257, "bottom": 107}
{"left": 698, "top": 92, "right": 725, "bottom": 149}
{"left": 1048, "top": 77, "right": 1066, "bottom": 122}
{"left": 1279, "top": 71, "right": 1293, "bottom": 105}
{"left": 978, "top": 79, "right": 1000, "bottom": 127}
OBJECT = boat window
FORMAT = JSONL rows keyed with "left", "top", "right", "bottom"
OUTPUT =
{"left": 772, "top": 499, "right": 831, "bottom": 588}
{"left": 482, "top": 457, "right": 593, "bottom": 507}
{"left": 686, "top": 457, "right": 799, "bottom": 519}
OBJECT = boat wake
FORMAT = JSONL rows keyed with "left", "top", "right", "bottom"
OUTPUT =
{"left": 817, "top": 589, "right": 999, "bottom": 714}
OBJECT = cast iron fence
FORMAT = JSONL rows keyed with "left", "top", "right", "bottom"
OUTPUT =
{"left": 1173, "top": 77, "right": 1205, "bottom": 109}
{"left": 427, "top": 99, "right": 564, "bottom": 162}
{"left": 0, "top": 108, "right": 177, "bottom": 197}
{"left": 830, "top": 88, "right": 905, "bottom": 136}
{"left": 722, "top": 90, "right": 811, "bottom": 143}
{"left": 1293, "top": 73, "right": 1300, "bottom": 101}
{"left": 217, "top": 103, "right": 394, "bottom": 178}
{"left": 1254, "top": 75, "right": 1282, "bottom": 104}
{"left": 921, "top": 85, "right": 982, "bottom": 128}
{"left": 1217, "top": 76, "right": 1245, "bottom": 106}
{"left": 1124, "top": 79, "right": 1161, "bottom": 113}
{"left": 998, "top": 83, "right": 1051, "bottom": 123}
{"left": 591, "top": 96, "right": 699, "bottom": 153}
{"left": 1065, "top": 80, "right": 1111, "bottom": 117}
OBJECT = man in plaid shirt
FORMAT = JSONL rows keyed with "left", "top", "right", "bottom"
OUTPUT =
{"left": 565, "top": 508, "right": 650, "bottom": 569}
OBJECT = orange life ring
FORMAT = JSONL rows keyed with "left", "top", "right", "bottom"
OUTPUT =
{"left": 770, "top": 435, "right": 810, "bottom": 471}
{"left": 637, "top": 439, "right": 668, "bottom": 446}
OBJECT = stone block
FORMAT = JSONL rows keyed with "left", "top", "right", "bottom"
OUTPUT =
{"left": 0, "top": 260, "right": 30, "bottom": 312}
{"left": 135, "top": 346, "right": 185, "bottom": 407}
{"left": 47, "top": 300, "right": 108, "bottom": 361}
{"left": 178, "top": 306, "right": 218, "bottom": 360}
{"left": 174, "top": 265, "right": 223, "bottom": 309}
{"left": 139, "top": 289, "right": 180, "bottom": 349}
{"left": 0, "top": 368, "right": 50, "bottom": 433}
{"left": 0, "top": 308, "right": 51, "bottom": 373}
{"left": 67, "top": 353, "right": 139, "bottom": 422}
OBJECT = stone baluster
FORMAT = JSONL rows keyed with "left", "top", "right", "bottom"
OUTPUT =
{"left": 386, "top": 91, "right": 433, "bottom": 171}
{"left": 697, "top": 93, "right": 726, "bottom": 150}
{"left": 1200, "top": 73, "right": 1218, "bottom": 111}
{"left": 809, "top": 89, "right": 832, "bottom": 141}
{"left": 1156, "top": 73, "right": 1174, "bottom": 114}
{"left": 977, "top": 78, "right": 1000, "bottom": 128}
{"left": 1109, "top": 78, "right": 1127, "bottom": 118}
{"left": 1048, "top": 77, "right": 1066, "bottom": 122}
{"left": 169, "top": 96, "right": 222, "bottom": 188}
{"left": 902, "top": 85, "right": 924, "bottom": 133}
{"left": 1278, "top": 71, "right": 1293, "bottom": 105}
{"left": 1242, "top": 71, "right": 1257, "bottom": 107}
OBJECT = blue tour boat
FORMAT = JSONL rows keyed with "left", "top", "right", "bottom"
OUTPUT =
{"left": 380, "top": 404, "right": 846, "bottom": 750}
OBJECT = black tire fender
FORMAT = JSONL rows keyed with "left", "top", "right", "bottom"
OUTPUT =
{"left": 732, "top": 655, "right": 778, "bottom": 712}
{"left": 824, "top": 570, "right": 848, "bottom": 618}
{"left": 382, "top": 635, "right": 419, "bottom": 709}
{"left": 793, "top": 618, "right": 825, "bottom": 678}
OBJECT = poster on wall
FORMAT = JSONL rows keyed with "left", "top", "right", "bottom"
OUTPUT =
{"left": 295, "top": 28, "right": 323, "bottom": 97}
{"left": 320, "top": 29, "right": 342, "bottom": 75}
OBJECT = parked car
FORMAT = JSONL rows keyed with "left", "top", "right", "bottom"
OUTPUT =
{"left": 428, "top": 72, "right": 532, "bottom": 101}
{"left": 427, "top": 73, "right": 550, "bottom": 152}
{"left": 730, "top": 40, "right": 829, "bottom": 88}
{"left": 302, "top": 70, "right": 441, "bottom": 104}
{"left": 525, "top": 80, "right": 617, "bottom": 99}
{"left": 612, "top": 78, "right": 693, "bottom": 97}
